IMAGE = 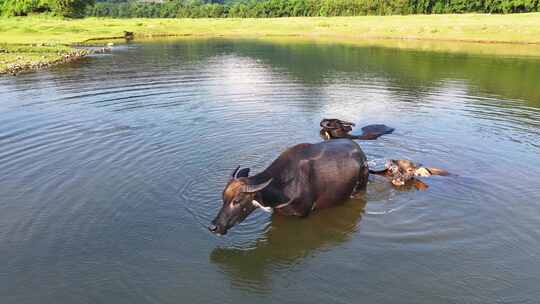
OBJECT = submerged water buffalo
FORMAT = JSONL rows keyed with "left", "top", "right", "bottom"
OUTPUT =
{"left": 319, "top": 118, "right": 394, "bottom": 140}
{"left": 209, "top": 139, "right": 368, "bottom": 235}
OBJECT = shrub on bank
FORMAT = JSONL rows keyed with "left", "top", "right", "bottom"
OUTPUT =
{"left": 0, "top": 0, "right": 51, "bottom": 16}
{"left": 53, "top": 0, "right": 95, "bottom": 17}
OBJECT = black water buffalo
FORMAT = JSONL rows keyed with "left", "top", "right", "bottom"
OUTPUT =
{"left": 320, "top": 118, "right": 394, "bottom": 140}
{"left": 209, "top": 139, "right": 368, "bottom": 235}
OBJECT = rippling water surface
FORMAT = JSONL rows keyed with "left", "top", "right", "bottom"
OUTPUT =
{"left": 1, "top": 38, "right": 540, "bottom": 304}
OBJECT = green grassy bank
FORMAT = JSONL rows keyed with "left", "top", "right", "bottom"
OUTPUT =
{"left": 1, "top": 13, "right": 540, "bottom": 74}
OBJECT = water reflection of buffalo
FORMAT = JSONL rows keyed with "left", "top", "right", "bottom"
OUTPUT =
{"left": 209, "top": 139, "right": 368, "bottom": 235}
{"left": 210, "top": 198, "right": 365, "bottom": 285}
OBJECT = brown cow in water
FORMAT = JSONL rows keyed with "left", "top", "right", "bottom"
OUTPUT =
{"left": 209, "top": 139, "right": 368, "bottom": 235}
{"left": 369, "top": 159, "right": 449, "bottom": 190}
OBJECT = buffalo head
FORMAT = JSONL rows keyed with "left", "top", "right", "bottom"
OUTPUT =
{"left": 319, "top": 118, "right": 355, "bottom": 139}
{"left": 209, "top": 166, "right": 272, "bottom": 235}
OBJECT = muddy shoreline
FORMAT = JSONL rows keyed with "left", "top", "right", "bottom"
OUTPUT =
{"left": 0, "top": 46, "right": 115, "bottom": 76}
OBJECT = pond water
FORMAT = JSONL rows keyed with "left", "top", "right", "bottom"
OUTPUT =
{"left": 1, "top": 38, "right": 540, "bottom": 304}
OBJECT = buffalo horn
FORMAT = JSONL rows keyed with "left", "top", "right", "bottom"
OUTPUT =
{"left": 241, "top": 178, "right": 273, "bottom": 193}
{"left": 230, "top": 166, "right": 241, "bottom": 179}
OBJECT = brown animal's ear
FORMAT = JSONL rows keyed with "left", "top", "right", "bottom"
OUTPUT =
{"left": 241, "top": 178, "right": 273, "bottom": 193}
{"left": 413, "top": 179, "right": 429, "bottom": 190}
{"left": 236, "top": 168, "right": 250, "bottom": 178}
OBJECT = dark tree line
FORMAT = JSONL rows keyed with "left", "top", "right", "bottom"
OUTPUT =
{"left": 2, "top": 0, "right": 539, "bottom": 17}
{"left": 1, "top": 0, "right": 94, "bottom": 16}
{"left": 86, "top": 0, "right": 540, "bottom": 18}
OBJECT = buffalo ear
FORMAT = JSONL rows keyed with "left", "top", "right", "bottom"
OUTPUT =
{"left": 236, "top": 168, "right": 250, "bottom": 178}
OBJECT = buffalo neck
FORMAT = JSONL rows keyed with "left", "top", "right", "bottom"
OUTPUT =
{"left": 247, "top": 172, "right": 288, "bottom": 208}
